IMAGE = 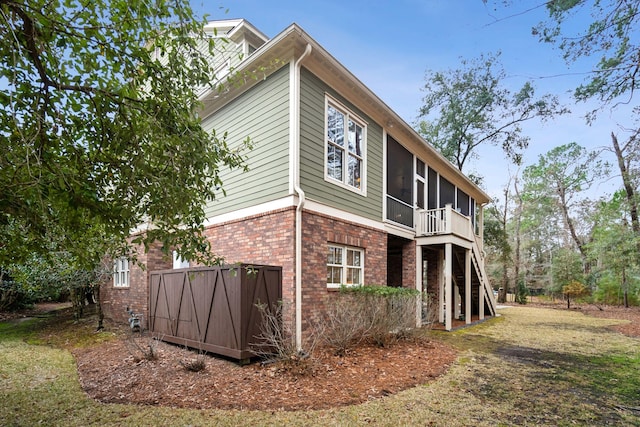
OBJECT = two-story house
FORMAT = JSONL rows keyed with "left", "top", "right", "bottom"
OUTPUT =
{"left": 101, "top": 19, "right": 497, "bottom": 348}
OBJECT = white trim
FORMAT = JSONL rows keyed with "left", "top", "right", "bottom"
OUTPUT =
{"left": 383, "top": 221, "right": 416, "bottom": 240}
{"left": 304, "top": 199, "right": 385, "bottom": 231}
{"left": 292, "top": 44, "right": 313, "bottom": 352}
{"left": 203, "top": 196, "right": 296, "bottom": 227}
{"left": 113, "top": 257, "right": 130, "bottom": 288}
{"left": 326, "top": 244, "right": 364, "bottom": 289}
{"left": 323, "top": 95, "right": 367, "bottom": 196}
{"left": 202, "top": 196, "right": 387, "bottom": 234}
{"left": 172, "top": 251, "right": 189, "bottom": 269}
{"left": 382, "top": 128, "right": 388, "bottom": 228}
{"left": 416, "top": 245, "right": 422, "bottom": 328}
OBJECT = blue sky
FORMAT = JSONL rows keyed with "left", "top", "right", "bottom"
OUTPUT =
{"left": 192, "top": 0, "right": 630, "bottom": 199}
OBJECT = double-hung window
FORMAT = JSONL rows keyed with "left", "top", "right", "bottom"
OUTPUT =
{"left": 327, "top": 245, "right": 364, "bottom": 289}
{"left": 326, "top": 98, "right": 366, "bottom": 192}
{"left": 113, "top": 257, "right": 129, "bottom": 288}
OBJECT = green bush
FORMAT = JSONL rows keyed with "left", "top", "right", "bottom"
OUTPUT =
{"left": 593, "top": 273, "right": 639, "bottom": 306}
{"left": 4, "top": 254, "right": 110, "bottom": 318}
{"left": 0, "top": 271, "right": 28, "bottom": 311}
{"left": 515, "top": 278, "right": 529, "bottom": 304}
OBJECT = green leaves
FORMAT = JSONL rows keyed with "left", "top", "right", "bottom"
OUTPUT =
{"left": 0, "top": 1, "right": 250, "bottom": 268}
{"left": 416, "top": 52, "right": 567, "bottom": 173}
{"left": 535, "top": 0, "right": 640, "bottom": 107}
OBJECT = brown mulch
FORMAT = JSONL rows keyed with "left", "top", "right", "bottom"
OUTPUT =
{"left": 572, "top": 304, "right": 640, "bottom": 338}
{"left": 72, "top": 335, "right": 456, "bottom": 411}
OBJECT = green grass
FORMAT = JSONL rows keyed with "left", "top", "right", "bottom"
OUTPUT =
{"left": 0, "top": 306, "right": 639, "bottom": 426}
{"left": 579, "top": 353, "right": 640, "bottom": 406}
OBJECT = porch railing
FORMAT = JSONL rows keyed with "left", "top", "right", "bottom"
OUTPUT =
{"left": 416, "top": 204, "right": 474, "bottom": 241}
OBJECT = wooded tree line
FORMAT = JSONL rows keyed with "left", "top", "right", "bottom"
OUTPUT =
{"left": 476, "top": 0, "right": 640, "bottom": 306}
{"left": 417, "top": 1, "right": 640, "bottom": 306}
{"left": 485, "top": 134, "right": 639, "bottom": 306}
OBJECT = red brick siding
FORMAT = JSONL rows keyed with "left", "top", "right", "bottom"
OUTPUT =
{"left": 100, "top": 240, "right": 172, "bottom": 327}
{"left": 424, "top": 248, "right": 441, "bottom": 305}
{"left": 202, "top": 207, "right": 296, "bottom": 311}
{"left": 100, "top": 207, "right": 397, "bottom": 339}
{"left": 402, "top": 240, "right": 416, "bottom": 289}
{"left": 300, "top": 211, "right": 387, "bottom": 330}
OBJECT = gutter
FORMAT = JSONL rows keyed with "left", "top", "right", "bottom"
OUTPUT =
{"left": 292, "top": 43, "right": 312, "bottom": 351}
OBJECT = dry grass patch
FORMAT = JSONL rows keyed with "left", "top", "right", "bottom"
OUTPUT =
{"left": 1, "top": 304, "right": 639, "bottom": 426}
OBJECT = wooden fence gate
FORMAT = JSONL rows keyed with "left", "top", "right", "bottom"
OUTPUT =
{"left": 148, "top": 264, "right": 282, "bottom": 361}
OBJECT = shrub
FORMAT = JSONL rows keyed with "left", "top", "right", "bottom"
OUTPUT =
{"left": 593, "top": 272, "right": 639, "bottom": 306}
{"left": 563, "top": 281, "right": 590, "bottom": 309}
{"left": 180, "top": 350, "right": 207, "bottom": 372}
{"left": 125, "top": 334, "right": 161, "bottom": 362}
{"left": 0, "top": 270, "right": 28, "bottom": 311}
{"left": 320, "top": 285, "right": 420, "bottom": 354}
{"left": 515, "top": 278, "right": 529, "bottom": 304}
{"left": 252, "top": 301, "right": 318, "bottom": 374}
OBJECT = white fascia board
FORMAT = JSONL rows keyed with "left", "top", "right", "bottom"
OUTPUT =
{"left": 303, "top": 199, "right": 385, "bottom": 232}
{"left": 203, "top": 196, "right": 296, "bottom": 227}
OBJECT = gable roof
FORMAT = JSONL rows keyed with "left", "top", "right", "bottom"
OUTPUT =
{"left": 199, "top": 21, "right": 491, "bottom": 205}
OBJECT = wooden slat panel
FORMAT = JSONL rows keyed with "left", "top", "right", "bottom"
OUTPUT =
{"left": 148, "top": 265, "right": 282, "bottom": 362}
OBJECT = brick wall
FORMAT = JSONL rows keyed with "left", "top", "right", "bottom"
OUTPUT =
{"left": 100, "top": 207, "right": 396, "bottom": 339}
{"left": 300, "top": 210, "right": 387, "bottom": 331}
{"left": 424, "top": 248, "right": 441, "bottom": 304}
{"left": 100, "top": 239, "right": 172, "bottom": 327}
{"left": 401, "top": 239, "right": 416, "bottom": 289}
{"left": 202, "top": 207, "right": 296, "bottom": 312}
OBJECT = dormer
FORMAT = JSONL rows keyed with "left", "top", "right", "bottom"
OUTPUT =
{"left": 203, "top": 19, "right": 269, "bottom": 59}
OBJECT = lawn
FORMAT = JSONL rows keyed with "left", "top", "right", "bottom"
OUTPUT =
{"left": 1, "top": 305, "right": 639, "bottom": 426}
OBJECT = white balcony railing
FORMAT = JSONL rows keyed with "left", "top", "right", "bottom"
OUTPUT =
{"left": 416, "top": 204, "right": 474, "bottom": 241}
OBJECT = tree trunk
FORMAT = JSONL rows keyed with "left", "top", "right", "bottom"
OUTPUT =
{"left": 95, "top": 284, "right": 104, "bottom": 330}
{"left": 513, "top": 176, "right": 523, "bottom": 291}
{"left": 622, "top": 267, "right": 629, "bottom": 309}
{"left": 498, "top": 183, "right": 512, "bottom": 304}
{"left": 611, "top": 132, "right": 640, "bottom": 257}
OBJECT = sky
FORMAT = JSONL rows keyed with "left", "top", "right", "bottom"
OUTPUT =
{"left": 191, "top": 0, "right": 633, "bottom": 200}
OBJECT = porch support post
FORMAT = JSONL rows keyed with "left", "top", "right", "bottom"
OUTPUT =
{"left": 438, "top": 249, "right": 444, "bottom": 324}
{"left": 479, "top": 278, "right": 485, "bottom": 320}
{"left": 416, "top": 245, "right": 422, "bottom": 328}
{"left": 444, "top": 243, "right": 452, "bottom": 331}
{"left": 454, "top": 283, "right": 461, "bottom": 320}
{"left": 465, "top": 249, "right": 471, "bottom": 325}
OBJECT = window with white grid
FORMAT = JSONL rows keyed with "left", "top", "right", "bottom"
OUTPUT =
{"left": 327, "top": 245, "right": 364, "bottom": 289}
{"left": 113, "top": 257, "right": 130, "bottom": 288}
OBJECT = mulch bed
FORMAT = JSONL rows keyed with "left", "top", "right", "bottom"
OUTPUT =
{"left": 2, "top": 301, "right": 638, "bottom": 411}
{"left": 72, "top": 334, "right": 457, "bottom": 411}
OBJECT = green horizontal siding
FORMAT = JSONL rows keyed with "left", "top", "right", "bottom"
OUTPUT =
{"left": 299, "top": 68, "right": 383, "bottom": 222}
{"left": 202, "top": 65, "right": 291, "bottom": 218}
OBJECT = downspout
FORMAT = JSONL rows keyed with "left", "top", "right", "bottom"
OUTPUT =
{"left": 292, "top": 43, "right": 312, "bottom": 351}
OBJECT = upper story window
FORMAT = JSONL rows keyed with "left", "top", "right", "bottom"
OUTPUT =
{"left": 327, "top": 245, "right": 364, "bottom": 289}
{"left": 113, "top": 257, "right": 129, "bottom": 288}
{"left": 325, "top": 98, "right": 366, "bottom": 193}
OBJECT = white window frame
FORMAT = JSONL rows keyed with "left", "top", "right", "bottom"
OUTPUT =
{"left": 324, "top": 96, "right": 367, "bottom": 195}
{"left": 172, "top": 251, "right": 189, "bottom": 269}
{"left": 327, "top": 244, "right": 364, "bottom": 289}
{"left": 113, "top": 257, "right": 130, "bottom": 288}
{"left": 416, "top": 157, "right": 426, "bottom": 210}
